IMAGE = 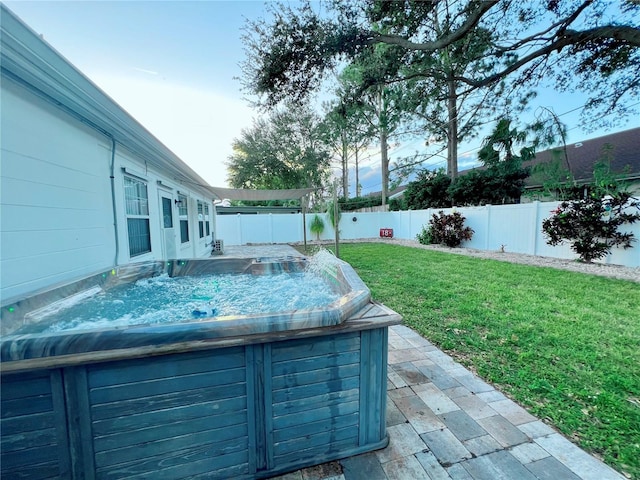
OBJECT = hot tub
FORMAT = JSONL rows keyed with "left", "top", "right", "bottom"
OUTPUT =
{"left": 0, "top": 252, "right": 401, "bottom": 479}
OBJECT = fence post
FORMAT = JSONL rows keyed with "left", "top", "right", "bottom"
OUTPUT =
{"left": 269, "top": 213, "right": 274, "bottom": 244}
{"left": 485, "top": 205, "right": 492, "bottom": 250}
{"left": 532, "top": 201, "right": 540, "bottom": 256}
{"left": 236, "top": 213, "right": 243, "bottom": 246}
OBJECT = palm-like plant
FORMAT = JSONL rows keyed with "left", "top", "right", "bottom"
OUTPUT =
{"left": 310, "top": 214, "right": 325, "bottom": 241}
{"left": 326, "top": 200, "right": 341, "bottom": 232}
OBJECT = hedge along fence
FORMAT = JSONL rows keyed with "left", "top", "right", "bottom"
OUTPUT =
{"left": 214, "top": 201, "right": 640, "bottom": 268}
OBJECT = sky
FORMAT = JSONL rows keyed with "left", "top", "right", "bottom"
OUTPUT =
{"left": 5, "top": 1, "right": 638, "bottom": 195}
{"left": 4, "top": 0, "right": 264, "bottom": 188}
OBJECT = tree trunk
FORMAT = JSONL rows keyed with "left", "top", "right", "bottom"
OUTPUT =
{"left": 378, "top": 90, "right": 389, "bottom": 207}
{"left": 381, "top": 127, "right": 389, "bottom": 206}
{"left": 447, "top": 78, "right": 458, "bottom": 180}
{"left": 341, "top": 130, "right": 349, "bottom": 198}
{"left": 355, "top": 147, "right": 360, "bottom": 197}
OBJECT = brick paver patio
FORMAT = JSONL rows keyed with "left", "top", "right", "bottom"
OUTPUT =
{"left": 270, "top": 324, "right": 624, "bottom": 480}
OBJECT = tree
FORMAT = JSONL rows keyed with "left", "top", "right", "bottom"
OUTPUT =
{"left": 226, "top": 102, "right": 330, "bottom": 204}
{"left": 326, "top": 199, "right": 341, "bottom": 232}
{"left": 477, "top": 118, "right": 534, "bottom": 167}
{"left": 321, "top": 76, "right": 375, "bottom": 199}
{"left": 528, "top": 152, "right": 578, "bottom": 201}
{"left": 329, "top": 49, "right": 410, "bottom": 205}
{"left": 403, "top": 119, "right": 533, "bottom": 208}
{"left": 404, "top": 169, "right": 452, "bottom": 209}
{"left": 309, "top": 214, "right": 325, "bottom": 241}
{"left": 379, "top": 3, "right": 505, "bottom": 180}
{"left": 241, "top": 1, "right": 639, "bottom": 129}
{"left": 322, "top": 101, "right": 353, "bottom": 199}
{"left": 542, "top": 192, "right": 640, "bottom": 263}
{"left": 448, "top": 118, "right": 532, "bottom": 206}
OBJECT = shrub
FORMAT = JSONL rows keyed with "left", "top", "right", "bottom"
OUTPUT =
{"left": 389, "top": 196, "right": 406, "bottom": 211}
{"left": 417, "top": 210, "right": 474, "bottom": 247}
{"left": 340, "top": 195, "right": 382, "bottom": 211}
{"left": 415, "top": 226, "right": 432, "bottom": 245}
{"left": 542, "top": 192, "right": 640, "bottom": 263}
{"left": 405, "top": 169, "right": 452, "bottom": 209}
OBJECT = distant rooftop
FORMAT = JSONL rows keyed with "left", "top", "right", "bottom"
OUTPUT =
{"left": 525, "top": 127, "right": 640, "bottom": 187}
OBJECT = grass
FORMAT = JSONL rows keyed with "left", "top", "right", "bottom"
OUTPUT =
{"left": 324, "top": 243, "right": 639, "bottom": 478}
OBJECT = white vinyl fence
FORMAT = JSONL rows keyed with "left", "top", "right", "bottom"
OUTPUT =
{"left": 214, "top": 201, "right": 640, "bottom": 268}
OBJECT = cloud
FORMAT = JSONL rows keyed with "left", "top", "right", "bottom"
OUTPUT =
{"left": 132, "top": 67, "right": 159, "bottom": 75}
{"left": 360, "top": 167, "right": 381, "bottom": 181}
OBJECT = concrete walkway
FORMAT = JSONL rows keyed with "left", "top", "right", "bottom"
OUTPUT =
{"left": 270, "top": 324, "right": 624, "bottom": 480}
{"left": 220, "top": 244, "right": 306, "bottom": 259}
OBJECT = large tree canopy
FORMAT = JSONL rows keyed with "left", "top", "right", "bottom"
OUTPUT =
{"left": 226, "top": 103, "right": 331, "bottom": 203}
{"left": 242, "top": 0, "right": 639, "bottom": 124}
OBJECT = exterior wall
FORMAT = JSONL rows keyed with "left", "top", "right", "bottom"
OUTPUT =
{"left": 0, "top": 75, "right": 215, "bottom": 303}
{"left": 216, "top": 202, "right": 640, "bottom": 268}
{"left": 1, "top": 77, "right": 115, "bottom": 303}
{"left": 522, "top": 180, "right": 640, "bottom": 203}
{"left": 111, "top": 145, "right": 215, "bottom": 266}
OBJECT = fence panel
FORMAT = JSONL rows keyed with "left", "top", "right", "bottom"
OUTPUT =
{"left": 533, "top": 202, "right": 573, "bottom": 259}
{"left": 452, "top": 206, "right": 488, "bottom": 251}
{"left": 215, "top": 201, "right": 640, "bottom": 267}
{"left": 215, "top": 215, "right": 241, "bottom": 246}
{"left": 271, "top": 214, "right": 303, "bottom": 244}
{"left": 488, "top": 204, "right": 538, "bottom": 254}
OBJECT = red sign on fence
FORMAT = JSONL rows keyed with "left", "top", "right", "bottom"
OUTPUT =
{"left": 380, "top": 228, "right": 394, "bottom": 238}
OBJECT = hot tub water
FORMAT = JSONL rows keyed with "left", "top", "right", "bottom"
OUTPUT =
{"left": 18, "top": 269, "right": 340, "bottom": 334}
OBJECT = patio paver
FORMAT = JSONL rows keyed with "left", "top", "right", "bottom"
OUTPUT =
{"left": 268, "top": 324, "right": 625, "bottom": 480}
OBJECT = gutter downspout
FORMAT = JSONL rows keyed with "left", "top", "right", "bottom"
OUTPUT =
{"left": 109, "top": 136, "right": 120, "bottom": 267}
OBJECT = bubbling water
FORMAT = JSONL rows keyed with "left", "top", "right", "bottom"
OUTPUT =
{"left": 20, "top": 263, "right": 341, "bottom": 334}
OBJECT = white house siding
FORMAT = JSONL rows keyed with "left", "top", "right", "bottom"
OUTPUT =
{"left": 0, "top": 75, "right": 215, "bottom": 303}
{"left": 110, "top": 147, "right": 215, "bottom": 265}
{"left": 0, "top": 76, "right": 115, "bottom": 303}
{"left": 0, "top": 6, "right": 218, "bottom": 304}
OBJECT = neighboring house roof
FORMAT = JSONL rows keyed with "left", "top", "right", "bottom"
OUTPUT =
{"left": 364, "top": 185, "right": 408, "bottom": 199}
{"left": 524, "top": 127, "right": 640, "bottom": 188}
{"left": 0, "top": 4, "right": 214, "bottom": 200}
{"left": 389, "top": 185, "right": 408, "bottom": 199}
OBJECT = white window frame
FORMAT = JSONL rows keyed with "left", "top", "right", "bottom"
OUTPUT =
{"left": 197, "top": 201, "right": 205, "bottom": 239}
{"left": 178, "top": 194, "right": 189, "bottom": 244}
{"left": 124, "top": 175, "right": 151, "bottom": 257}
{"left": 204, "top": 204, "right": 211, "bottom": 236}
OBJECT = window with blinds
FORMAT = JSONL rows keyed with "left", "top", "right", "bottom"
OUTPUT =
{"left": 198, "top": 201, "right": 205, "bottom": 238}
{"left": 204, "top": 204, "right": 211, "bottom": 236}
{"left": 124, "top": 176, "right": 151, "bottom": 257}
{"left": 178, "top": 194, "right": 189, "bottom": 243}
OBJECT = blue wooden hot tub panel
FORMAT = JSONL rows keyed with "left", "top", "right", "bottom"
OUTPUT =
{"left": 84, "top": 347, "right": 250, "bottom": 480}
{"left": 0, "top": 370, "right": 71, "bottom": 479}
{"left": 0, "top": 328, "right": 390, "bottom": 479}
{"left": 269, "top": 333, "right": 362, "bottom": 468}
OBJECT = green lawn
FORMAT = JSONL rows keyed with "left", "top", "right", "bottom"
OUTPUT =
{"left": 334, "top": 243, "right": 640, "bottom": 478}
